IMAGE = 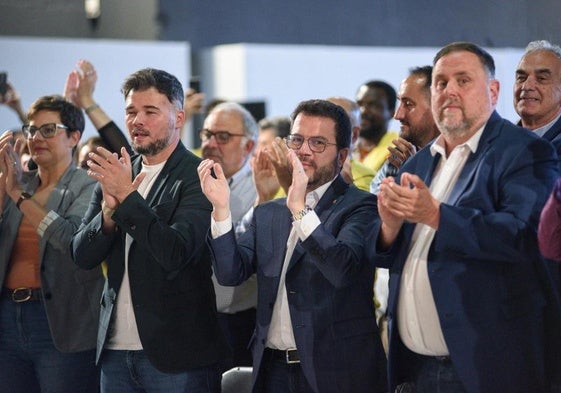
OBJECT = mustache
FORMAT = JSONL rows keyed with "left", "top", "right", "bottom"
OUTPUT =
{"left": 131, "top": 127, "right": 150, "bottom": 136}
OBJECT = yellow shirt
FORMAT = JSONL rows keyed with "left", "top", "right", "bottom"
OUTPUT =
{"left": 361, "top": 131, "right": 399, "bottom": 173}
{"left": 351, "top": 159, "right": 375, "bottom": 192}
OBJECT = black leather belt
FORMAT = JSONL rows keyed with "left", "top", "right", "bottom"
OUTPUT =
{"left": 267, "top": 348, "right": 300, "bottom": 364}
{"left": 1, "top": 287, "right": 42, "bottom": 303}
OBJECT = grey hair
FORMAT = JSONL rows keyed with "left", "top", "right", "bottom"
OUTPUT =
{"left": 524, "top": 40, "right": 561, "bottom": 60}
{"left": 209, "top": 102, "right": 259, "bottom": 144}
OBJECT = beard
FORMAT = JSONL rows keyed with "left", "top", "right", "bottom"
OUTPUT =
{"left": 131, "top": 122, "right": 174, "bottom": 156}
{"left": 359, "top": 123, "right": 386, "bottom": 142}
{"left": 434, "top": 103, "right": 473, "bottom": 140}
{"left": 301, "top": 156, "right": 340, "bottom": 191}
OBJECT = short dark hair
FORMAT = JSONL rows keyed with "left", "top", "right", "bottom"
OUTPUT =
{"left": 258, "top": 116, "right": 291, "bottom": 139}
{"left": 291, "top": 99, "right": 351, "bottom": 150}
{"left": 433, "top": 42, "right": 495, "bottom": 78}
{"left": 361, "top": 80, "right": 397, "bottom": 112}
{"left": 121, "top": 68, "right": 184, "bottom": 109}
{"left": 27, "top": 95, "right": 85, "bottom": 136}
{"left": 410, "top": 65, "right": 433, "bottom": 90}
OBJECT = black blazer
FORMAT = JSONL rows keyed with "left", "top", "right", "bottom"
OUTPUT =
{"left": 72, "top": 142, "right": 228, "bottom": 373}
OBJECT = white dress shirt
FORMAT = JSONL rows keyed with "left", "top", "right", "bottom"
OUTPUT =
{"left": 211, "top": 178, "right": 335, "bottom": 350}
{"left": 397, "top": 127, "right": 484, "bottom": 356}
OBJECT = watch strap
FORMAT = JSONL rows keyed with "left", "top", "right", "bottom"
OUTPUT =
{"left": 16, "top": 192, "right": 33, "bottom": 210}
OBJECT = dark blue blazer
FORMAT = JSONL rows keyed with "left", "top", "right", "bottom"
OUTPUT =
{"left": 209, "top": 176, "right": 387, "bottom": 393}
{"left": 377, "top": 112, "right": 561, "bottom": 393}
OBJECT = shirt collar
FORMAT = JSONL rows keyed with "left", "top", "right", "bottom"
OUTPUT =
{"left": 306, "top": 176, "right": 337, "bottom": 209}
{"left": 531, "top": 112, "right": 561, "bottom": 138}
{"left": 228, "top": 160, "right": 252, "bottom": 186}
{"left": 430, "top": 124, "right": 486, "bottom": 158}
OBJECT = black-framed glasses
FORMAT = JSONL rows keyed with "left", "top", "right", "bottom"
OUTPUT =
{"left": 22, "top": 123, "right": 69, "bottom": 140}
{"left": 285, "top": 134, "right": 337, "bottom": 153}
{"left": 199, "top": 129, "right": 246, "bottom": 144}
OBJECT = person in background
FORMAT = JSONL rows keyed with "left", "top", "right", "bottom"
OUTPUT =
{"left": 200, "top": 102, "right": 259, "bottom": 372}
{"left": 72, "top": 68, "right": 227, "bottom": 392}
{"left": 514, "top": 40, "right": 561, "bottom": 155}
{"left": 77, "top": 136, "right": 110, "bottom": 170}
{"left": 354, "top": 80, "right": 399, "bottom": 173}
{"left": 63, "top": 60, "right": 132, "bottom": 156}
{"left": 0, "top": 95, "right": 103, "bottom": 393}
{"left": 375, "top": 41, "right": 560, "bottom": 393}
{"left": 200, "top": 99, "right": 387, "bottom": 393}
{"left": 0, "top": 79, "right": 27, "bottom": 124}
{"left": 327, "top": 96, "right": 376, "bottom": 192}
{"left": 370, "top": 66, "right": 440, "bottom": 195}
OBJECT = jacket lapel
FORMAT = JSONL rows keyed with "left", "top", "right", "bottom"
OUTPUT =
{"left": 445, "top": 111, "right": 502, "bottom": 206}
{"left": 287, "top": 176, "right": 349, "bottom": 271}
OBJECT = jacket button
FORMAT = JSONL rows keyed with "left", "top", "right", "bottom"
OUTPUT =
{"left": 130, "top": 224, "right": 136, "bottom": 231}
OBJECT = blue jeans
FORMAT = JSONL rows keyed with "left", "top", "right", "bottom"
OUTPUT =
{"left": 100, "top": 349, "right": 221, "bottom": 393}
{"left": 0, "top": 297, "right": 99, "bottom": 393}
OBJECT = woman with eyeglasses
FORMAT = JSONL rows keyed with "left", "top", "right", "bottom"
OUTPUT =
{"left": 0, "top": 95, "right": 104, "bottom": 393}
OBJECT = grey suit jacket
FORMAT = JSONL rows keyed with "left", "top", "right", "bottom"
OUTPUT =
{"left": 0, "top": 165, "right": 103, "bottom": 353}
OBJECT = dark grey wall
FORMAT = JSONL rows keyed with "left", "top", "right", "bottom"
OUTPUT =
{"left": 1, "top": 1, "right": 559, "bottom": 50}
{"left": 158, "top": 0, "right": 561, "bottom": 50}
{"left": 0, "top": 0, "right": 158, "bottom": 40}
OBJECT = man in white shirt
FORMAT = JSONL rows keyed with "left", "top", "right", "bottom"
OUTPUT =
{"left": 376, "top": 42, "right": 560, "bottom": 393}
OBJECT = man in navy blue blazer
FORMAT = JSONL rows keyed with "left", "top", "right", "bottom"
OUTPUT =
{"left": 199, "top": 99, "right": 387, "bottom": 393}
{"left": 376, "top": 42, "right": 560, "bottom": 393}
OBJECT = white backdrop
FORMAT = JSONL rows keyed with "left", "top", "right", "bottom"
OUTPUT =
{"left": 0, "top": 38, "right": 525, "bottom": 151}
{"left": 201, "top": 43, "right": 525, "bottom": 132}
{"left": 0, "top": 37, "right": 190, "bottom": 145}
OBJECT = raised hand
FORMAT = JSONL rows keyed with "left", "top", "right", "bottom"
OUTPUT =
{"left": 388, "top": 137, "right": 417, "bottom": 169}
{"left": 197, "top": 159, "right": 231, "bottom": 221}
{"left": 267, "top": 137, "right": 292, "bottom": 194}
{"left": 251, "top": 149, "right": 280, "bottom": 204}
{"left": 285, "top": 149, "right": 308, "bottom": 214}
{"left": 87, "top": 146, "right": 143, "bottom": 204}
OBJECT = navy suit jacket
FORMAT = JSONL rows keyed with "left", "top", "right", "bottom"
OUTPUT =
{"left": 377, "top": 112, "right": 561, "bottom": 393}
{"left": 209, "top": 176, "right": 387, "bottom": 393}
{"left": 72, "top": 142, "right": 228, "bottom": 373}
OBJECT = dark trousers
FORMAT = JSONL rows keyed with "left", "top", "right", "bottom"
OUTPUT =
{"left": 396, "top": 353, "right": 467, "bottom": 393}
{"left": 217, "top": 307, "right": 256, "bottom": 373}
{"left": 256, "top": 348, "right": 314, "bottom": 393}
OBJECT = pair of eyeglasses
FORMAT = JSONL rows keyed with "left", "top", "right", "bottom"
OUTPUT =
{"left": 199, "top": 129, "right": 245, "bottom": 144}
{"left": 22, "top": 123, "right": 68, "bottom": 140}
{"left": 285, "top": 134, "right": 337, "bottom": 153}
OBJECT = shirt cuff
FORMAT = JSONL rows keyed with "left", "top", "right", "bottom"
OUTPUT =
{"left": 294, "top": 210, "right": 320, "bottom": 240}
{"left": 211, "top": 212, "right": 233, "bottom": 239}
{"left": 37, "top": 210, "right": 59, "bottom": 237}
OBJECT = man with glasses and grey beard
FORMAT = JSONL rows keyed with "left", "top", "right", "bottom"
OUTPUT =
{"left": 199, "top": 99, "right": 387, "bottom": 393}
{"left": 200, "top": 102, "right": 259, "bottom": 372}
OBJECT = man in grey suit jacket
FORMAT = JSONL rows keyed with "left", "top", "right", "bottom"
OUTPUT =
{"left": 199, "top": 99, "right": 387, "bottom": 393}
{"left": 72, "top": 68, "right": 227, "bottom": 393}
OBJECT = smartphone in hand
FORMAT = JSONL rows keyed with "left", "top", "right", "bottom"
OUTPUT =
{"left": 0, "top": 72, "right": 8, "bottom": 97}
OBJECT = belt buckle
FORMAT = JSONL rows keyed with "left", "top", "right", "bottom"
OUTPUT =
{"left": 286, "top": 349, "right": 299, "bottom": 364}
{"left": 12, "top": 287, "right": 32, "bottom": 303}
